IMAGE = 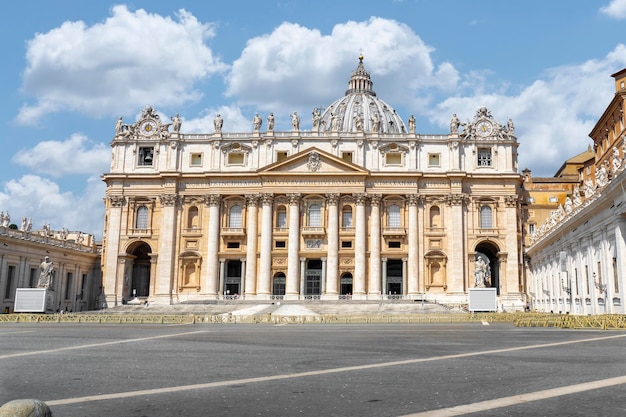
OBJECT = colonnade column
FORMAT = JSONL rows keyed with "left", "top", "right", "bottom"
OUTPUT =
{"left": 257, "top": 194, "right": 273, "bottom": 296}
{"left": 368, "top": 194, "right": 382, "bottom": 297}
{"left": 321, "top": 257, "right": 327, "bottom": 295}
{"left": 203, "top": 194, "right": 221, "bottom": 297}
{"left": 325, "top": 193, "right": 339, "bottom": 298}
{"left": 286, "top": 193, "right": 301, "bottom": 299}
{"left": 103, "top": 195, "right": 124, "bottom": 306}
{"left": 218, "top": 258, "right": 225, "bottom": 298}
{"left": 244, "top": 194, "right": 259, "bottom": 298}
{"left": 240, "top": 258, "right": 246, "bottom": 296}
{"left": 407, "top": 194, "right": 419, "bottom": 296}
{"left": 354, "top": 193, "right": 367, "bottom": 298}
{"left": 154, "top": 194, "right": 178, "bottom": 304}
{"left": 382, "top": 258, "right": 388, "bottom": 297}
{"left": 448, "top": 194, "right": 466, "bottom": 294}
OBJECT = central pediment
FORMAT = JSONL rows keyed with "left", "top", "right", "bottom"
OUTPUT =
{"left": 258, "top": 147, "right": 369, "bottom": 177}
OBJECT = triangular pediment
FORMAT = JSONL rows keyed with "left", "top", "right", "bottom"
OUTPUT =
{"left": 258, "top": 147, "right": 369, "bottom": 176}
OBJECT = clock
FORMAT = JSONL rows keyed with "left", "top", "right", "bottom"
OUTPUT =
{"left": 139, "top": 120, "right": 157, "bottom": 136}
{"left": 476, "top": 120, "right": 493, "bottom": 137}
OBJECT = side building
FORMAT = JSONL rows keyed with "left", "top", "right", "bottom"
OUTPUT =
{"left": 101, "top": 56, "right": 525, "bottom": 309}
{"left": 526, "top": 68, "right": 626, "bottom": 314}
{"left": 0, "top": 221, "right": 101, "bottom": 313}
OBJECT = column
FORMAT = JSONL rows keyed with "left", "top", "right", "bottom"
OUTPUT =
{"left": 299, "top": 257, "right": 306, "bottom": 297}
{"left": 219, "top": 258, "right": 226, "bottom": 298}
{"left": 325, "top": 193, "right": 339, "bottom": 298}
{"left": 407, "top": 194, "right": 419, "bottom": 296}
{"left": 286, "top": 194, "right": 301, "bottom": 299}
{"left": 382, "top": 258, "right": 388, "bottom": 297}
{"left": 203, "top": 194, "right": 221, "bottom": 297}
{"left": 257, "top": 194, "right": 274, "bottom": 296}
{"left": 103, "top": 196, "right": 124, "bottom": 306}
{"left": 401, "top": 257, "right": 407, "bottom": 295}
{"left": 354, "top": 193, "right": 366, "bottom": 298}
{"left": 154, "top": 194, "right": 178, "bottom": 304}
{"left": 245, "top": 194, "right": 259, "bottom": 297}
{"left": 321, "top": 257, "right": 327, "bottom": 294}
{"left": 240, "top": 258, "right": 246, "bottom": 296}
{"left": 368, "top": 195, "right": 382, "bottom": 297}
{"left": 448, "top": 194, "right": 466, "bottom": 294}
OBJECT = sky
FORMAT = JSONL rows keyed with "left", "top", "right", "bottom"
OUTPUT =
{"left": 0, "top": 0, "right": 625, "bottom": 240}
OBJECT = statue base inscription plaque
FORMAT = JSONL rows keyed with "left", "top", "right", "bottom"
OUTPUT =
{"left": 14, "top": 288, "right": 56, "bottom": 313}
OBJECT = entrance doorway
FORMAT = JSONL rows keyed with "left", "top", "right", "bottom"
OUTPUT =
{"left": 386, "top": 259, "right": 403, "bottom": 295}
{"left": 474, "top": 242, "right": 500, "bottom": 294}
{"left": 272, "top": 273, "right": 286, "bottom": 298}
{"left": 130, "top": 242, "right": 151, "bottom": 297}
{"left": 340, "top": 273, "right": 353, "bottom": 296}
{"left": 305, "top": 259, "right": 322, "bottom": 297}
{"left": 225, "top": 260, "right": 242, "bottom": 296}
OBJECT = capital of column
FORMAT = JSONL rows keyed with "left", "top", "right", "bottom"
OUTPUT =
{"left": 354, "top": 193, "right": 367, "bottom": 205}
{"left": 159, "top": 194, "right": 179, "bottom": 207}
{"left": 288, "top": 193, "right": 301, "bottom": 205}
{"left": 504, "top": 195, "right": 519, "bottom": 207}
{"left": 261, "top": 193, "right": 274, "bottom": 206}
{"left": 245, "top": 194, "right": 260, "bottom": 207}
{"left": 406, "top": 194, "right": 421, "bottom": 206}
{"left": 108, "top": 195, "right": 125, "bottom": 207}
{"left": 325, "top": 193, "right": 340, "bottom": 205}
{"left": 446, "top": 193, "right": 467, "bottom": 206}
{"left": 369, "top": 194, "right": 382, "bottom": 206}
{"left": 205, "top": 194, "right": 221, "bottom": 207}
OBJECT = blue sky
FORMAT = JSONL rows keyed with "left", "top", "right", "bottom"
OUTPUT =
{"left": 1, "top": 0, "right": 625, "bottom": 239}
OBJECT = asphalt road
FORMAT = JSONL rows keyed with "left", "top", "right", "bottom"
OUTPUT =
{"left": 1, "top": 322, "right": 626, "bottom": 417}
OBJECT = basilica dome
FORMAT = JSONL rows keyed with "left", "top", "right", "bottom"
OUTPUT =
{"left": 318, "top": 55, "right": 407, "bottom": 134}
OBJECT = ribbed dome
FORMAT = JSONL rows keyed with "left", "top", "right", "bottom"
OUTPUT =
{"left": 319, "top": 55, "right": 406, "bottom": 134}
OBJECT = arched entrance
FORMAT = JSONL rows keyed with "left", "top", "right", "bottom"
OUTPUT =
{"left": 128, "top": 242, "right": 152, "bottom": 298}
{"left": 272, "top": 273, "right": 286, "bottom": 298}
{"left": 340, "top": 273, "right": 353, "bottom": 296}
{"left": 474, "top": 241, "right": 500, "bottom": 294}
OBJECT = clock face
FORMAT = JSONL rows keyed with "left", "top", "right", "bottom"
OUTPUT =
{"left": 476, "top": 120, "right": 493, "bottom": 137}
{"left": 140, "top": 120, "right": 157, "bottom": 136}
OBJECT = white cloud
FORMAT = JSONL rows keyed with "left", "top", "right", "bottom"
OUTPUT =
{"left": 13, "top": 133, "right": 110, "bottom": 178}
{"left": 183, "top": 105, "right": 250, "bottom": 133}
{"left": 430, "top": 44, "right": 626, "bottom": 176}
{"left": 226, "top": 18, "right": 458, "bottom": 126}
{"left": 600, "top": 0, "right": 626, "bottom": 18}
{"left": 0, "top": 175, "right": 105, "bottom": 237}
{"left": 17, "top": 5, "right": 227, "bottom": 125}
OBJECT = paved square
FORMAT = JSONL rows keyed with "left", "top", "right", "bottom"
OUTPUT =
{"left": 2, "top": 322, "right": 626, "bottom": 416}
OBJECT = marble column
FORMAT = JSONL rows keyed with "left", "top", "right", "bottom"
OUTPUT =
{"left": 286, "top": 194, "right": 301, "bottom": 299}
{"left": 257, "top": 194, "right": 273, "bottom": 296}
{"left": 368, "top": 194, "right": 382, "bottom": 297}
{"left": 219, "top": 258, "right": 225, "bottom": 297}
{"left": 103, "top": 196, "right": 124, "bottom": 306}
{"left": 448, "top": 194, "right": 466, "bottom": 294}
{"left": 354, "top": 193, "right": 367, "bottom": 297}
{"left": 325, "top": 193, "right": 339, "bottom": 298}
{"left": 244, "top": 194, "right": 259, "bottom": 297}
{"left": 240, "top": 258, "right": 246, "bottom": 296}
{"left": 407, "top": 194, "right": 419, "bottom": 296}
{"left": 203, "top": 194, "right": 221, "bottom": 297}
{"left": 382, "top": 258, "right": 388, "bottom": 296}
{"left": 155, "top": 194, "right": 178, "bottom": 303}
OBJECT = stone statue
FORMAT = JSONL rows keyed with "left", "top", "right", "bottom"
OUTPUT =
{"left": 253, "top": 113, "right": 262, "bottom": 132}
{"left": 353, "top": 113, "right": 363, "bottom": 132}
{"left": 291, "top": 112, "right": 300, "bottom": 131}
{"left": 584, "top": 178, "right": 595, "bottom": 198}
{"left": 2, "top": 211, "right": 10, "bottom": 228}
{"left": 612, "top": 147, "right": 622, "bottom": 172}
{"left": 450, "top": 114, "right": 460, "bottom": 134}
{"left": 115, "top": 117, "right": 124, "bottom": 135}
{"left": 37, "top": 256, "right": 55, "bottom": 289}
{"left": 564, "top": 196, "right": 573, "bottom": 214}
{"left": 371, "top": 112, "right": 381, "bottom": 133}
{"left": 507, "top": 118, "right": 515, "bottom": 136}
{"left": 214, "top": 114, "right": 223, "bottom": 133}
{"left": 21, "top": 217, "right": 27, "bottom": 232}
{"left": 596, "top": 164, "right": 608, "bottom": 188}
{"left": 60, "top": 227, "right": 68, "bottom": 240}
{"left": 171, "top": 114, "right": 182, "bottom": 133}
{"left": 572, "top": 186, "right": 582, "bottom": 207}
{"left": 267, "top": 113, "right": 274, "bottom": 131}
{"left": 331, "top": 113, "right": 339, "bottom": 132}
{"left": 26, "top": 218, "right": 32, "bottom": 232}
{"left": 408, "top": 115, "right": 416, "bottom": 133}
{"left": 474, "top": 256, "right": 490, "bottom": 288}
{"left": 312, "top": 108, "right": 321, "bottom": 132}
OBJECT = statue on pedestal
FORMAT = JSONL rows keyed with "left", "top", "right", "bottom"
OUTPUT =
{"left": 37, "top": 256, "right": 55, "bottom": 289}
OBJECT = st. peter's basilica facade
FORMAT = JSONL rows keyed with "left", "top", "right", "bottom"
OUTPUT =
{"left": 101, "top": 56, "right": 525, "bottom": 309}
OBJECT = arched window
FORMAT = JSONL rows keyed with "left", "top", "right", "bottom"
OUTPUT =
{"left": 429, "top": 206, "right": 441, "bottom": 228}
{"left": 480, "top": 205, "right": 493, "bottom": 228}
{"left": 388, "top": 204, "right": 401, "bottom": 228}
{"left": 342, "top": 205, "right": 353, "bottom": 228}
{"left": 136, "top": 206, "right": 149, "bottom": 229}
{"left": 187, "top": 206, "right": 199, "bottom": 229}
{"left": 276, "top": 206, "right": 287, "bottom": 228}
{"left": 229, "top": 205, "right": 242, "bottom": 228}
{"left": 308, "top": 203, "right": 321, "bottom": 227}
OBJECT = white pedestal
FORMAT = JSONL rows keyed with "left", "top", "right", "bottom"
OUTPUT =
{"left": 468, "top": 288, "right": 497, "bottom": 312}
{"left": 14, "top": 288, "right": 56, "bottom": 313}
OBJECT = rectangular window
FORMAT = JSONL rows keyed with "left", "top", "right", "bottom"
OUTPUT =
{"left": 388, "top": 241, "right": 401, "bottom": 249}
{"left": 275, "top": 241, "right": 286, "bottom": 248}
{"left": 277, "top": 211, "right": 287, "bottom": 228}
{"left": 228, "top": 153, "right": 244, "bottom": 165}
{"left": 341, "top": 152, "right": 353, "bottom": 163}
{"left": 5, "top": 265, "right": 15, "bottom": 299}
{"left": 226, "top": 242, "right": 240, "bottom": 249}
{"left": 528, "top": 224, "right": 535, "bottom": 234}
{"left": 527, "top": 197, "right": 535, "bottom": 203}
{"left": 65, "top": 272, "right": 73, "bottom": 300}
{"left": 548, "top": 197, "right": 558, "bottom": 203}
{"left": 386, "top": 153, "right": 402, "bottom": 166}
{"left": 190, "top": 153, "right": 203, "bottom": 166}
{"left": 341, "top": 241, "right": 352, "bottom": 249}
{"left": 342, "top": 211, "right": 353, "bottom": 228}
{"left": 138, "top": 147, "right": 154, "bottom": 166}
{"left": 276, "top": 151, "right": 288, "bottom": 162}
{"left": 428, "top": 153, "right": 440, "bottom": 167}
{"left": 477, "top": 148, "right": 492, "bottom": 167}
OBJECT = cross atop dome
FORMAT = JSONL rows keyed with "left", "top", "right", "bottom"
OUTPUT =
{"left": 346, "top": 54, "right": 376, "bottom": 97}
